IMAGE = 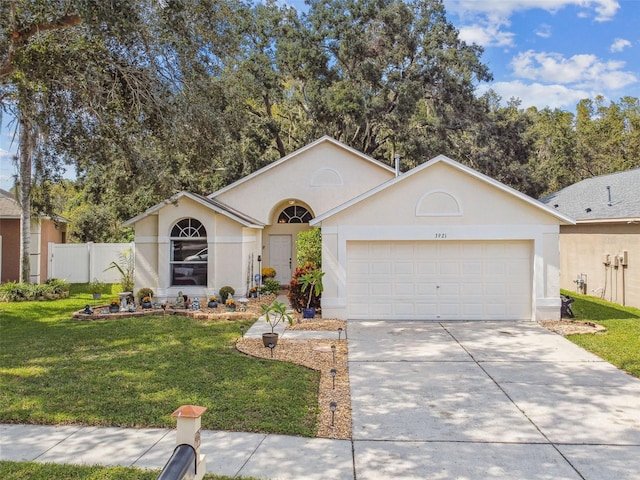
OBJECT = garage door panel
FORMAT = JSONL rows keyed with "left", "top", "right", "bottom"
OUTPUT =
{"left": 347, "top": 240, "right": 531, "bottom": 320}
{"left": 371, "top": 262, "right": 392, "bottom": 275}
{"left": 394, "top": 283, "right": 415, "bottom": 296}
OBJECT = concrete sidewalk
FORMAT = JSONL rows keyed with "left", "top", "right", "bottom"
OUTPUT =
{"left": 0, "top": 424, "right": 353, "bottom": 479}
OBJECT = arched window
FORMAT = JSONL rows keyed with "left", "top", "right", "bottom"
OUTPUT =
{"left": 170, "top": 218, "right": 207, "bottom": 286}
{"left": 277, "top": 205, "right": 312, "bottom": 224}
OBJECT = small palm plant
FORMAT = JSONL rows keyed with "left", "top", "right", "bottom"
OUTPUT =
{"left": 261, "top": 300, "right": 293, "bottom": 334}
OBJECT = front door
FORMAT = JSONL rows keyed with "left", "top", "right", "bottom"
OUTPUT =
{"left": 269, "top": 235, "right": 292, "bottom": 285}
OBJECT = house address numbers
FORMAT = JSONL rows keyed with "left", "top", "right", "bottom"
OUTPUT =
{"left": 435, "top": 233, "right": 447, "bottom": 239}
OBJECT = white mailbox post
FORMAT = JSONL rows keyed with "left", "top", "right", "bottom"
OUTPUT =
{"left": 171, "top": 405, "right": 207, "bottom": 480}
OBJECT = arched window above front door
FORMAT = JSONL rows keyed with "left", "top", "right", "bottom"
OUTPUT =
{"left": 277, "top": 205, "right": 312, "bottom": 224}
{"left": 170, "top": 218, "right": 207, "bottom": 286}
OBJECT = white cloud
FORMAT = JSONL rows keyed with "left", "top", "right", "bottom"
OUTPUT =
{"left": 458, "top": 19, "right": 515, "bottom": 47}
{"left": 535, "top": 23, "right": 552, "bottom": 38}
{"left": 445, "top": 0, "right": 620, "bottom": 21}
{"left": 510, "top": 50, "right": 637, "bottom": 90}
{"left": 445, "top": 0, "right": 620, "bottom": 48}
{"left": 477, "top": 80, "right": 592, "bottom": 109}
{"left": 610, "top": 37, "right": 631, "bottom": 52}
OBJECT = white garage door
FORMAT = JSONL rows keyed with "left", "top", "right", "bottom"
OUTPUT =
{"left": 347, "top": 241, "right": 532, "bottom": 320}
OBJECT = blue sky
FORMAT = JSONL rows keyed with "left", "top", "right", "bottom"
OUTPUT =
{"left": 1, "top": 0, "right": 639, "bottom": 191}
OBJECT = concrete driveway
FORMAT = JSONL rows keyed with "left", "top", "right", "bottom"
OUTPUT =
{"left": 348, "top": 321, "right": 640, "bottom": 480}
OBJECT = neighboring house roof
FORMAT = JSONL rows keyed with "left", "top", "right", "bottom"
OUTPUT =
{"left": 540, "top": 168, "right": 640, "bottom": 223}
{"left": 208, "top": 136, "right": 396, "bottom": 199}
{"left": 0, "top": 189, "right": 21, "bottom": 218}
{"left": 0, "top": 188, "right": 69, "bottom": 222}
{"left": 123, "top": 191, "right": 264, "bottom": 228}
{"left": 311, "top": 154, "right": 575, "bottom": 226}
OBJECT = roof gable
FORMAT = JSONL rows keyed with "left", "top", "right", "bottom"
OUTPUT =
{"left": 209, "top": 136, "right": 395, "bottom": 199}
{"left": 311, "top": 155, "right": 575, "bottom": 226}
{"left": 123, "top": 191, "right": 264, "bottom": 228}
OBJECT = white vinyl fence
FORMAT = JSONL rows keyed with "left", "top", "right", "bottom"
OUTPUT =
{"left": 48, "top": 242, "right": 134, "bottom": 283}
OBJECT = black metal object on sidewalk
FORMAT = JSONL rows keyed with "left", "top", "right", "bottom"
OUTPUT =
{"left": 157, "top": 444, "right": 196, "bottom": 480}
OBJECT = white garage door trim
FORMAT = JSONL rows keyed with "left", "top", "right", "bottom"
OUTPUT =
{"left": 347, "top": 240, "right": 532, "bottom": 320}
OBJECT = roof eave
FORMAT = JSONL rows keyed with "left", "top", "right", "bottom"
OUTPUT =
{"left": 123, "top": 191, "right": 264, "bottom": 229}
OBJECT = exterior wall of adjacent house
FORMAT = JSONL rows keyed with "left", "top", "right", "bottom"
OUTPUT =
{"left": 0, "top": 218, "right": 20, "bottom": 282}
{"left": 559, "top": 223, "right": 640, "bottom": 308}
{"left": 38, "top": 219, "right": 66, "bottom": 283}
{"left": 0, "top": 217, "right": 65, "bottom": 283}
{"left": 317, "top": 161, "right": 564, "bottom": 321}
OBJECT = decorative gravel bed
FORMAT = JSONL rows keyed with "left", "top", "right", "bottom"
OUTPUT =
{"left": 539, "top": 319, "right": 606, "bottom": 336}
{"left": 236, "top": 317, "right": 352, "bottom": 440}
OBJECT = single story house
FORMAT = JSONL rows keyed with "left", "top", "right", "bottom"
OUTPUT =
{"left": 541, "top": 168, "right": 640, "bottom": 309}
{"left": 0, "top": 188, "right": 68, "bottom": 283}
{"left": 125, "top": 136, "right": 573, "bottom": 321}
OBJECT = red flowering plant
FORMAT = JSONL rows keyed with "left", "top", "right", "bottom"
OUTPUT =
{"left": 287, "top": 262, "right": 321, "bottom": 313}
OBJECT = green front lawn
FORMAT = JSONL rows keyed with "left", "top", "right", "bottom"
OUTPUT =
{"left": 0, "top": 461, "right": 253, "bottom": 480}
{"left": 563, "top": 290, "right": 640, "bottom": 378}
{"left": 0, "top": 285, "right": 319, "bottom": 436}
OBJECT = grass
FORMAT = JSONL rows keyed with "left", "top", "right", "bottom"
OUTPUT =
{"left": 0, "top": 461, "right": 255, "bottom": 479}
{"left": 0, "top": 284, "right": 320, "bottom": 435}
{"left": 563, "top": 290, "right": 640, "bottom": 378}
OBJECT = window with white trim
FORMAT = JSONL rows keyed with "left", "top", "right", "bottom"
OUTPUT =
{"left": 170, "top": 218, "right": 207, "bottom": 286}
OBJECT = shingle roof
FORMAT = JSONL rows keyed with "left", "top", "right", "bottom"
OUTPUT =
{"left": 540, "top": 168, "right": 640, "bottom": 221}
{"left": 0, "top": 189, "right": 21, "bottom": 217}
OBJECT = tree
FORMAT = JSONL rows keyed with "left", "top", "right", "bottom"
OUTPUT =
{"left": 1, "top": 1, "right": 170, "bottom": 280}
{"left": 295, "top": 0, "right": 492, "bottom": 165}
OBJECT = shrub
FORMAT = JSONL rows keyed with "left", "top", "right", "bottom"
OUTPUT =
{"left": 0, "top": 282, "right": 28, "bottom": 302}
{"left": 0, "top": 279, "right": 69, "bottom": 302}
{"left": 219, "top": 286, "right": 235, "bottom": 301}
{"left": 261, "top": 279, "right": 280, "bottom": 295}
{"left": 136, "top": 287, "right": 154, "bottom": 302}
{"left": 288, "top": 262, "right": 321, "bottom": 312}
{"left": 296, "top": 228, "right": 321, "bottom": 268}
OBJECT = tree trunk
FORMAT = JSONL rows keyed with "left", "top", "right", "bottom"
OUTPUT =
{"left": 19, "top": 112, "right": 33, "bottom": 283}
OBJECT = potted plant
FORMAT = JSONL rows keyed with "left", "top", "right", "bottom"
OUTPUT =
{"left": 89, "top": 279, "right": 105, "bottom": 300}
{"left": 249, "top": 286, "right": 258, "bottom": 298}
{"left": 136, "top": 287, "right": 154, "bottom": 305}
{"left": 261, "top": 267, "right": 276, "bottom": 281}
{"left": 225, "top": 298, "right": 236, "bottom": 311}
{"left": 207, "top": 296, "right": 218, "bottom": 308}
{"left": 109, "top": 299, "right": 121, "bottom": 313}
{"left": 300, "top": 269, "right": 324, "bottom": 318}
{"left": 141, "top": 296, "right": 153, "bottom": 309}
{"left": 261, "top": 300, "right": 293, "bottom": 347}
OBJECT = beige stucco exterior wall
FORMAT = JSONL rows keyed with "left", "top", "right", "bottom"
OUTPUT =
{"left": 559, "top": 223, "right": 639, "bottom": 308}
{"left": 215, "top": 141, "right": 395, "bottom": 224}
{"left": 133, "top": 196, "right": 261, "bottom": 301}
{"left": 317, "top": 162, "right": 564, "bottom": 321}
